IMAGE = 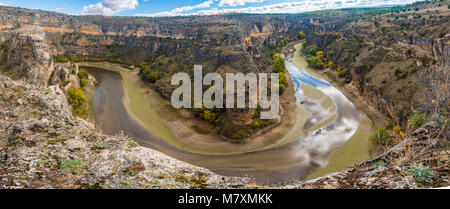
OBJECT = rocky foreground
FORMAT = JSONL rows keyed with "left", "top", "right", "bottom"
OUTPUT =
{"left": 1, "top": 74, "right": 448, "bottom": 189}
{"left": 0, "top": 76, "right": 254, "bottom": 189}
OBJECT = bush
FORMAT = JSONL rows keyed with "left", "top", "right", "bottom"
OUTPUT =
{"left": 67, "top": 88, "right": 88, "bottom": 119}
{"left": 272, "top": 54, "right": 287, "bottom": 94}
{"left": 278, "top": 83, "right": 286, "bottom": 95}
{"left": 409, "top": 113, "right": 425, "bottom": 129}
{"left": 199, "top": 110, "right": 216, "bottom": 123}
{"left": 306, "top": 55, "right": 325, "bottom": 69}
{"left": 141, "top": 67, "right": 159, "bottom": 83}
{"left": 393, "top": 125, "right": 403, "bottom": 135}
{"left": 328, "top": 61, "right": 334, "bottom": 68}
{"left": 298, "top": 31, "right": 306, "bottom": 39}
{"left": 77, "top": 69, "right": 89, "bottom": 88}
{"left": 272, "top": 54, "right": 286, "bottom": 73}
{"left": 336, "top": 68, "right": 348, "bottom": 77}
{"left": 372, "top": 161, "right": 386, "bottom": 167}
{"left": 304, "top": 45, "right": 317, "bottom": 56}
{"left": 79, "top": 78, "right": 87, "bottom": 88}
{"left": 369, "top": 128, "right": 392, "bottom": 146}
{"left": 77, "top": 69, "right": 89, "bottom": 79}
{"left": 406, "top": 163, "right": 435, "bottom": 182}
{"left": 251, "top": 120, "right": 262, "bottom": 129}
{"left": 279, "top": 71, "right": 287, "bottom": 86}
{"left": 54, "top": 56, "right": 70, "bottom": 62}
{"left": 128, "top": 141, "right": 139, "bottom": 147}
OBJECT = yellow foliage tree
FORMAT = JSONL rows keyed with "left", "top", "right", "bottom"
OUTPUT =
{"left": 298, "top": 31, "right": 306, "bottom": 39}
{"left": 67, "top": 88, "right": 88, "bottom": 119}
{"left": 316, "top": 51, "right": 324, "bottom": 59}
{"left": 328, "top": 61, "right": 334, "bottom": 68}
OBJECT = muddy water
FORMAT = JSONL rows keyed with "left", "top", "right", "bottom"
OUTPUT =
{"left": 85, "top": 50, "right": 362, "bottom": 185}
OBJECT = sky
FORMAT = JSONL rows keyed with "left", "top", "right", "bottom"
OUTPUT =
{"left": 0, "top": 0, "right": 419, "bottom": 17}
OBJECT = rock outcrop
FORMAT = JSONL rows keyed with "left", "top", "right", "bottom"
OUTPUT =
{"left": 0, "top": 26, "right": 53, "bottom": 86}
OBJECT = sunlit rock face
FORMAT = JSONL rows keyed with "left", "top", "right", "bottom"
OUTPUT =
{"left": 0, "top": 26, "right": 53, "bottom": 86}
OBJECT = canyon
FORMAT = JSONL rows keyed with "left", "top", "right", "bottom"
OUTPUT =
{"left": 0, "top": 0, "right": 448, "bottom": 188}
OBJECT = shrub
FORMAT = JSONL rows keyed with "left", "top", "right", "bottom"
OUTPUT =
{"left": 67, "top": 88, "right": 88, "bottom": 119}
{"left": 279, "top": 71, "right": 287, "bottom": 86}
{"left": 278, "top": 83, "right": 286, "bottom": 95}
{"left": 199, "top": 110, "right": 216, "bottom": 123}
{"left": 79, "top": 78, "right": 87, "bottom": 88}
{"left": 316, "top": 51, "right": 324, "bottom": 59}
{"left": 406, "top": 163, "right": 435, "bottom": 182}
{"left": 336, "top": 68, "right": 348, "bottom": 77}
{"left": 306, "top": 55, "right": 325, "bottom": 69}
{"left": 393, "top": 125, "right": 403, "bottom": 135}
{"left": 304, "top": 45, "right": 317, "bottom": 56}
{"left": 409, "top": 113, "right": 425, "bottom": 129}
{"left": 128, "top": 141, "right": 139, "bottom": 147}
{"left": 232, "top": 130, "right": 249, "bottom": 139}
{"left": 369, "top": 128, "right": 392, "bottom": 146}
{"left": 298, "top": 31, "right": 306, "bottom": 39}
{"left": 372, "top": 161, "right": 386, "bottom": 167}
{"left": 141, "top": 67, "right": 159, "bottom": 83}
{"left": 328, "top": 61, "right": 334, "bottom": 68}
{"left": 251, "top": 120, "right": 262, "bottom": 129}
{"left": 54, "top": 56, "right": 70, "bottom": 62}
{"left": 77, "top": 69, "right": 89, "bottom": 88}
{"left": 272, "top": 54, "right": 286, "bottom": 73}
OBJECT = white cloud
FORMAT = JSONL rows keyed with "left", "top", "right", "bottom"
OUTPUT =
{"left": 137, "top": 0, "right": 418, "bottom": 17}
{"left": 82, "top": 0, "right": 139, "bottom": 15}
{"left": 219, "top": 0, "right": 265, "bottom": 7}
{"left": 0, "top": 1, "right": 11, "bottom": 6}
{"left": 136, "top": 0, "right": 214, "bottom": 17}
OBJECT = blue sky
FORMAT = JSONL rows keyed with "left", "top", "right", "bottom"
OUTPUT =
{"left": 0, "top": 0, "right": 418, "bottom": 16}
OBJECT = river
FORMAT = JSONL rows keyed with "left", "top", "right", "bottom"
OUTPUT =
{"left": 84, "top": 46, "right": 365, "bottom": 185}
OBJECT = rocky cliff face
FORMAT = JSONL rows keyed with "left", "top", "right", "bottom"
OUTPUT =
{"left": 305, "top": 1, "right": 449, "bottom": 126}
{"left": 0, "top": 25, "right": 81, "bottom": 91}
{"left": 0, "top": 26, "right": 53, "bottom": 86}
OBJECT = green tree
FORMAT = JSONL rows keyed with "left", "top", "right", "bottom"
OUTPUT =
{"left": 304, "top": 45, "right": 317, "bottom": 56}
{"left": 306, "top": 55, "right": 325, "bottom": 69}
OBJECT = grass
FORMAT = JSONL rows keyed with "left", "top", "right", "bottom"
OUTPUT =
{"left": 372, "top": 161, "right": 386, "bottom": 167}
{"left": 91, "top": 142, "right": 110, "bottom": 150}
{"left": 60, "top": 159, "right": 89, "bottom": 173}
{"left": 128, "top": 141, "right": 139, "bottom": 147}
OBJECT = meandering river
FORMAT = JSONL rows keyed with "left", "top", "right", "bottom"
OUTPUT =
{"left": 84, "top": 45, "right": 367, "bottom": 185}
